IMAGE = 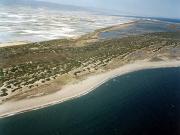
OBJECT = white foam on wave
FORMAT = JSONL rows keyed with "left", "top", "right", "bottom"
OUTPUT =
{"left": 0, "top": 5, "right": 136, "bottom": 43}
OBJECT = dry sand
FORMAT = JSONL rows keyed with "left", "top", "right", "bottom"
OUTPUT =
{"left": 0, "top": 41, "right": 29, "bottom": 48}
{"left": 0, "top": 60, "right": 180, "bottom": 118}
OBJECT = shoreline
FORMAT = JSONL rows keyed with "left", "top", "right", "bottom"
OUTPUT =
{"left": 0, "top": 60, "right": 180, "bottom": 118}
{"left": 0, "top": 21, "right": 137, "bottom": 48}
{"left": 0, "top": 41, "right": 29, "bottom": 48}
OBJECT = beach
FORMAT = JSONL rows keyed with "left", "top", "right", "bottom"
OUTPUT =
{"left": 1, "top": 59, "right": 180, "bottom": 118}
{"left": 0, "top": 41, "right": 28, "bottom": 48}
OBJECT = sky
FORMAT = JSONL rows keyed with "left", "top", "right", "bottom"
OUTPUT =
{"left": 37, "top": 0, "right": 180, "bottom": 19}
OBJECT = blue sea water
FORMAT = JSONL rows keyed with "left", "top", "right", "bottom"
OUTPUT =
{"left": 156, "top": 18, "right": 180, "bottom": 23}
{"left": 0, "top": 67, "right": 180, "bottom": 135}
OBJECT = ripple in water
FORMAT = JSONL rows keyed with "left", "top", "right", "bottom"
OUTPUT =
{"left": 0, "top": 5, "right": 134, "bottom": 43}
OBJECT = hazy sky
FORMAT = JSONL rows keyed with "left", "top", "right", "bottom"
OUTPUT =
{"left": 38, "top": 0, "right": 180, "bottom": 18}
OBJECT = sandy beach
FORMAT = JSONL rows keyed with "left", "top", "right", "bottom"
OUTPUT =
{"left": 0, "top": 41, "right": 29, "bottom": 48}
{"left": 0, "top": 60, "right": 180, "bottom": 118}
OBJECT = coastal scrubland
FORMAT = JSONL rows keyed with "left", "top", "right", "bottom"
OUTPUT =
{"left": 0, "top": 31, "right": 180, "bottom": 102}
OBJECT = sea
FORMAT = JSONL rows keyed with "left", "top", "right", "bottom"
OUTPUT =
{"left": 0, "top": 67, "right": 180, "bottom": 135}
{"left": 0, "top": 2, "right": 134, "bottom": 43}
{"left": 1, "top": 1, "right": 179, "bottom": 44}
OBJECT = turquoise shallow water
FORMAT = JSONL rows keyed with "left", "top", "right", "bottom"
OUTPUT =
{"left": 0, "top": 67, "right": 180, "bottom": 135}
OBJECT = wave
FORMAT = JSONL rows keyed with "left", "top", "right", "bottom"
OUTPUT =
{"left": 0, "top": 5, "right": 135, "bottom": 43}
